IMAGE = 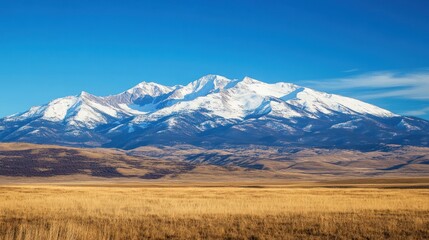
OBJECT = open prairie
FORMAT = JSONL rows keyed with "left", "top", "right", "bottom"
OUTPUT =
{"left": 1, "top": 181, "right": 429, "bottom": 240}
{"left": 1, "top": 143, "right": 429, "bottom": 239}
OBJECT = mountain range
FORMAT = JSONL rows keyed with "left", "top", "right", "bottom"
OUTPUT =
{"left": 1, "top": 74, "right": 428, "bottom": 150}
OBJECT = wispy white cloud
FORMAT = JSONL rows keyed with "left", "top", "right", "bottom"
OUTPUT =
{"left": 302, "top": 71, "right": 429, "bottom": 118}
{"left": 305, "top": 71, "right": 429, "bottom": 100}
{"left": 342, "top": 68, "right": 359, "bottom": 73}
{"left": 404, "top": 107, "right": 429, "bottom": 116}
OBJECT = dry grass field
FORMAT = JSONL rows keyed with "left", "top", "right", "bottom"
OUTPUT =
{"left": 0, "top": 183, "right": 428, "bottom": 239}
{"left": 1, "top": 143, "right": 429, "bottom": 239}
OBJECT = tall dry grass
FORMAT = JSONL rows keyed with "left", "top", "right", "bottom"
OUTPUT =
{"left": 0, "top": 185, "right": 428, "bottom": 239}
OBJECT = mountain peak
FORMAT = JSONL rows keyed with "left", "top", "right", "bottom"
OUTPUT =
{"left": 126, "top": 81, "right": 172, "bottom": 97}
{"left": 134, "top": 81, "right": 163, "bottom": 88}
{"left": 193, "top": 74, "right": 231, "bottom": 89}
{"left": 78, "top": 91, "right": 92, "bottom": 98}
{"left": 166, "top": 75, "right": 232, "bottom": 101}
{"left": 241, "top": 76, "right": 262, "bottom": 84}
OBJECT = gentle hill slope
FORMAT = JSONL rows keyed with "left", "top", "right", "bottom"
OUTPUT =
{"left": 0, "top": 143, "right": 428, "bottom": 183}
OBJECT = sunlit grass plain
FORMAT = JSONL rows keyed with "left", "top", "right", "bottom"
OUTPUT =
{"left": 0, "top": 184, "right": 428, "bottom": 239}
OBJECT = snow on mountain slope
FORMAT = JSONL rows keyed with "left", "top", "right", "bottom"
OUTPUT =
{"left": 221, "top": 77, "right": 300, "bottom": 115}
{"left": 0, "top": 74, "right": 397, "bottom": 125}
{"left": 131, "top": 76, "right": 302, "bottom": 122}
{"left": 288, "top": 88, "right": 396, "bottom": 117}
{"left": 41, "top": 96, "right": 79, "bottom": 121}
{"left": 64, "top": 92, "right": 120, "bottom": 128}
{"left": 6, "top": 91, "right": 129, "bottom": 129}
{"left": 166, "top": 75, "right": 231, "bottom": 101}
{"left": 398, "top": 119, "right": 421, "bottom": 131}
{"left": 4, "top": 97, "right": 77, "bottom": 122}
{"left": 131, "top": 75, "right": 394, "bottom": 125}
{"left": 4, "top": 81, "right": 174, "bottom": 129}
{"left": 126, "top": 81, "right": 173, "bottom": 97}
{"left": 251, "top": 97, "right": 304, "bottom": 119}
{"left": 1, "top": 74, "right": 428, "bottom": 149}
{"left": 114, "top": 81, "right": 173, "bottom": 104}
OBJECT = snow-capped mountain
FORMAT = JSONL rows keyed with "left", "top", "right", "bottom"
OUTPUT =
{"left": 1, "top": 74, "right": 428, "bottom": 149}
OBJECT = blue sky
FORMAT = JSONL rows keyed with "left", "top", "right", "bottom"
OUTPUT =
{"left": 1, "top": 0, "right": 429, "bottom": 119}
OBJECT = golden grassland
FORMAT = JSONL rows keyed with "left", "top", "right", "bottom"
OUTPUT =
{"left": 0, "top": 183, "right": 429, "bottom": 239}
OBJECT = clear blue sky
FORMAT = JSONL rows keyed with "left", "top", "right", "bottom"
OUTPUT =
{"left": 1, "top": 0, "right": 429, "bottom": 119}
